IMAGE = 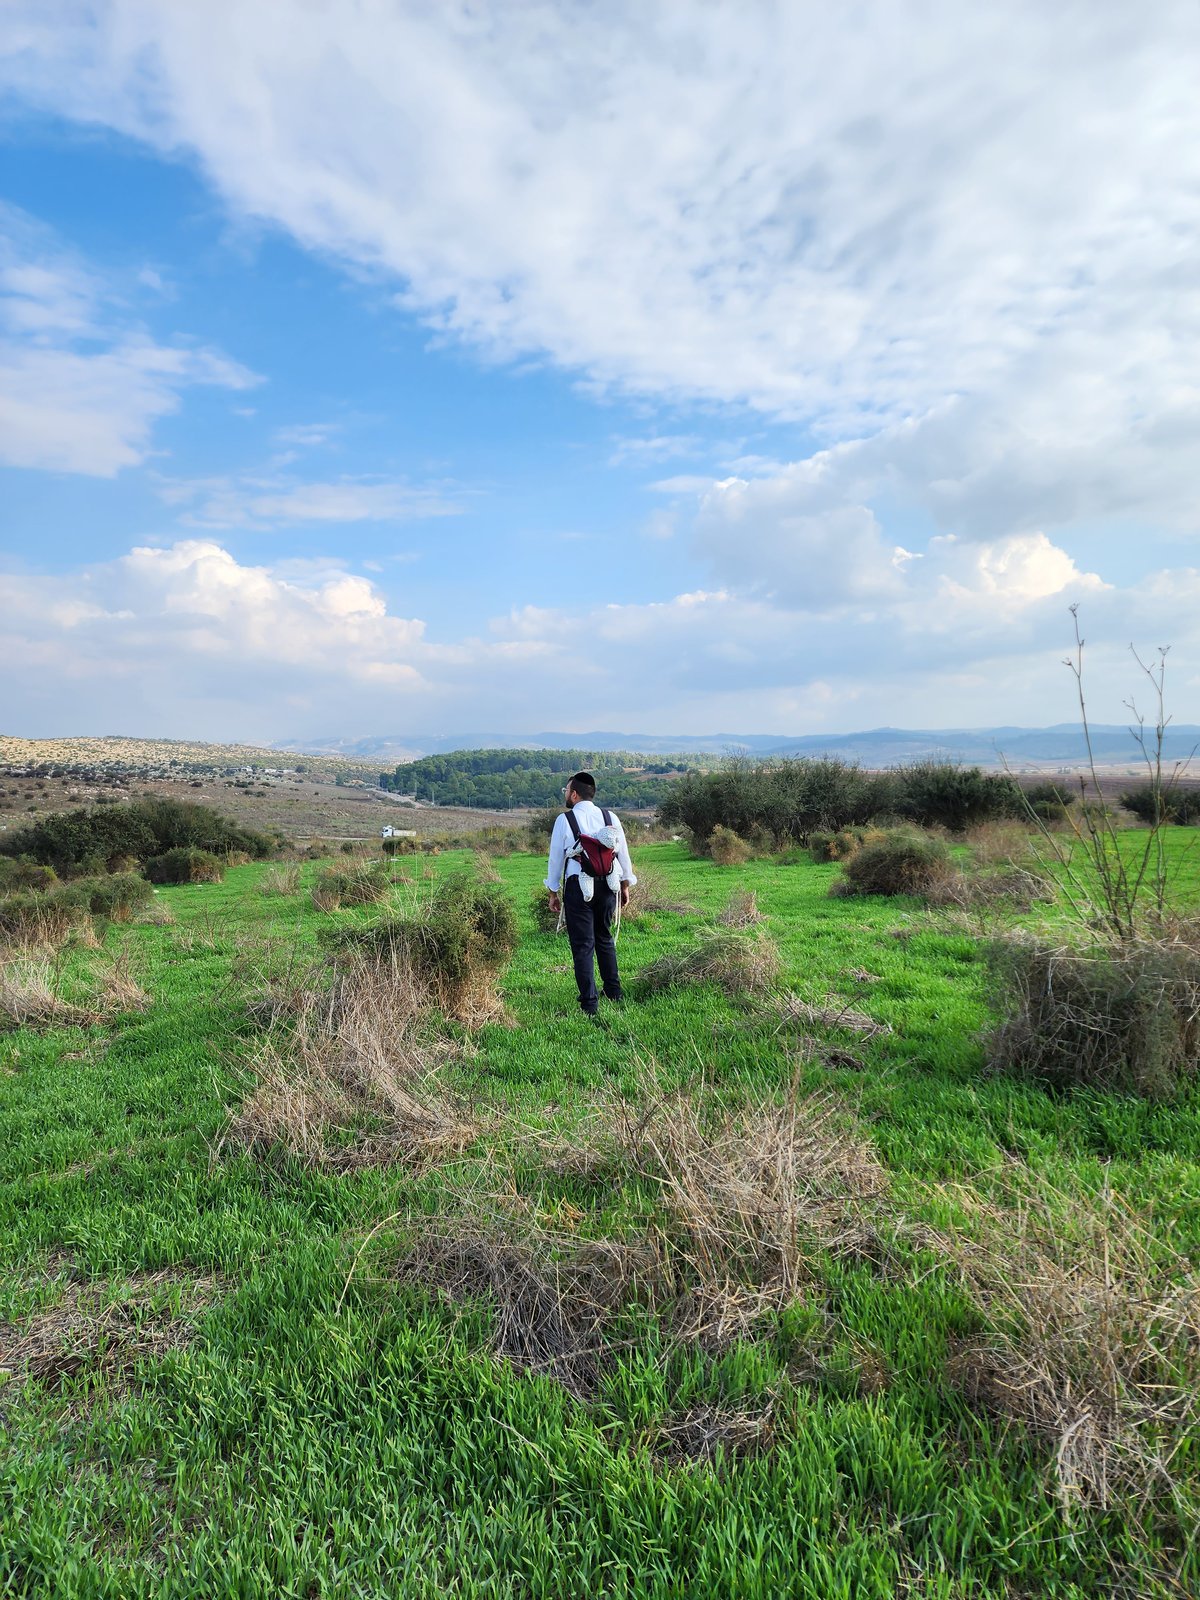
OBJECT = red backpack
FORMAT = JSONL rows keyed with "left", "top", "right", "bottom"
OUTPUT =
{"left": 565, "top": 807, "right": 617, "bottom": 879}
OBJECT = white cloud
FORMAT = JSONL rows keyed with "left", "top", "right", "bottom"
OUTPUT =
{"left": 608, "top": 433, "right": 701, "bottom": 467}
{"left": 156, "top": 471, "right": 461, "bottom": 529}
{"left": 4, "top": 534, "right": 1188, "bottom": 741}
{"left": 3, "top": 6, "right": 1197, "bottom": 493}
{"left": 0, "top": 204, "right": 258, "bottom": 475}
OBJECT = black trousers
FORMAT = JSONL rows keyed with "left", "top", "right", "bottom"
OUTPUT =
{"left": 562, "top": 875, "right": 621, "bottom": 1013}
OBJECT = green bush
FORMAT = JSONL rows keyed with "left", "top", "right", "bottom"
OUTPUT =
{"left": 986, "top": 935, "right": 1200, "bottom": 1099}
{"left": 0, "top": 859, "right": 58, "bottom": 893}
{"left": 1119, "top": 785, "right": 1200, "bottom": 826}
{"left": 145, "top": 847, "right": 225, "bottom": 885}
{"left": 837, "top": 829, "right": 954, "bottom": 898}
{"left": 0, "top": 882, "right": 93, "bottom": 944}
{"left": 80, "top": 873, "right": 155, "bottom": 919}
{"left": 896, "top": 762, "right": 1023, "bottom": 832}
{"left": 527, "top": 807, "right": 562, "bottom": 846}
{"left": 529, "top": 884, "right": 560, "bottom": 933}
{"left": 1021, "top": 781, "right": 1073, "bottom": 822}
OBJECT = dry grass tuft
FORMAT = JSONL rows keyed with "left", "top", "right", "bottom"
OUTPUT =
{"left": 95, "top": 950, "right": 151, "bottom": 1014}
{"left": 0, "top": 1264, "right": 224, "bottom": 1401}
{"left": 224, "top": 952, "right": 478, "bottom": 1170}
{"left": 769, "top": 993, "right": 892, "bottom": 1040}
{"left": 258, "top": 863, "right": 300, "bottom": 897}
{"left": 135, "top": 899, "right": 175, "bottom": 927}
{"left": 965, "top": 821, "right": 1038, "bottom": 868}
{"left": 0, "top": 957, "right": 103, "bottom": 1031}
{"left": 648, "top": 1396, "right": 783, "bottom": 1466}
{"left": 935, "top": 1169, "right": 1200, "bottom": 1526}
{"left": 635, "top": 929, "right": 781, "bottom": 998}
{"left": 392, "top": 1081, "right": 888, "bottom": 1397}
{"left": 624, "top": 865, "right": 699, "bottom": 919}
{"left": 717, "top": 889, "right": 764, "bottom": 928}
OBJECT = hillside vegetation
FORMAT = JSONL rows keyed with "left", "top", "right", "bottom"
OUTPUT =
{"left": 2, "top": 825, "right": 1199, "bottom": 1597}
{"left": 382, "top": 747, "right": 693, "bottom": 809}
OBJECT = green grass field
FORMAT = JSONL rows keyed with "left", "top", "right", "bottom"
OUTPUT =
{"left": 3, "top": 839, "right": 1199, "bottom": 1598}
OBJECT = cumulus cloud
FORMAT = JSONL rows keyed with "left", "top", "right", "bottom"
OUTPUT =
{"left": 4, "top": 533, "right": 1185, "bottom": 741}
{"left": 0, "top": 204, "right": 259, "bottom": 475}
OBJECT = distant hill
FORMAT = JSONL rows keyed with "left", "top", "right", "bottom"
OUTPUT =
{"left": 277, "top": 724, "right": 1200, "bottom": 771}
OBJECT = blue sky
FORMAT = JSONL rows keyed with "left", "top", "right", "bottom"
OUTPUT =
{"left": 2, "top": 3, "right": 1198, "bottom": 743}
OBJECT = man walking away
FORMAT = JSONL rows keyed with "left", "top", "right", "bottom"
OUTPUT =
{"left": 545, "top": 771, "right": 637, "bottom": 1016}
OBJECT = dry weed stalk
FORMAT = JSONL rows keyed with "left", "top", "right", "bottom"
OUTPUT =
{"left": 935, "top": 1170, "right": 1200, "bottom": 1522}
{"left": 225, "top": 952, "right": 478, "bottom": 1170}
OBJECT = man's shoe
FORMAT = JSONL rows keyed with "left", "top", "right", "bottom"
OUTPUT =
{"left": 601, "top": 989, "right": 624, "bottom": 1004}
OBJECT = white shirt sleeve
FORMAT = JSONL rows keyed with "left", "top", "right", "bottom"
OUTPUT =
{"left": 611, "top": 811, "right": 637, "bottom": 885}
{"left": 545, "top": 814, "right": 569, "bottom": 891}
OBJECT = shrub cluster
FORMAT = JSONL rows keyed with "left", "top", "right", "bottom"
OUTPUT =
{"left": 660, "top": 758, "right": 1030, "bottom": 847}
{"left": 707, "top": 825, "right": 752, "bottom": 866}
{"left": 1118, "top": 785, "right": 1200, "bottom": 826}
{"left": 0, "top": 796, "right": 276, "bottom": 877}
{"left": 313, "top": 861, "right": 391, "bottom": 910}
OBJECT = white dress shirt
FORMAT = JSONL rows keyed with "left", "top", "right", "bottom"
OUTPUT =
{"left": 544, "top": 800, "right": 638, "bottom": 891}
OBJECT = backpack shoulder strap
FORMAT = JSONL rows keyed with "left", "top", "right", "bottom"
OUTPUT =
{"left": 601, "top": 808, "right": 613, "bottom": 827}
{"left": 565, "top": 809, "right": 582, "bottom": 841}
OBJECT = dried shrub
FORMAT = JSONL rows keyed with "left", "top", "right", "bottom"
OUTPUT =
{"left": 0, "top": 946, "right": 149, "bottom": 1030}
{"left": 311, "top": 860, "right": 391, "bottom": 911}
{"left": 769, "top": 994, "right": 892, "bottom": 1040}
{"left": 258, "top": 863, "right": 300, "bottom": 897}
{"left": 708, "top": 825, "right": 752, "bottom": 866}
{"left": 234, "top": 945, "right": 330, "bottom": 1031}
{"left": 986, "top": 933, "right": 1200, "bottom": 1099}
{"left": 937, "top": 1169, "right": 1200, "bottom": 1530}
{"left": 224, "top": 952, "right": 477, "bottom": 1170}
{"left": 835, "top": 828, "right": 954, "bottom": 899}
{"left": 636, "top": 929, "right": 781, "bottom": 999}
{"left": 0, "top": 891, "right": 91, "bottom": 952}
{"left": 324, "top": 873, "right": 517, "bottom": 1025}
{"left": 808, "top": 826, "right": 884, "bottom": 864}
{"left": 717, "top": 889, "right": 763, "bottom": 928}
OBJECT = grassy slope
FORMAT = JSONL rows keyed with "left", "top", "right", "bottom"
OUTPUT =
{"left": 2, "top": 840, "right": 1199, "bottom": 1599}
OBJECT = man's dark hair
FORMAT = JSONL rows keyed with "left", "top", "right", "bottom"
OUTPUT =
{"left": 569, "top": 771, "right": 597, "bottom": 801}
